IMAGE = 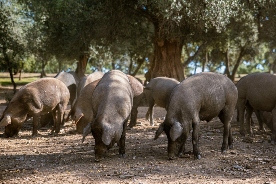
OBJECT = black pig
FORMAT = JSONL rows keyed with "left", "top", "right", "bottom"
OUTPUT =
{"left": 155, "top": 72, "right": 238, "bottom": 160}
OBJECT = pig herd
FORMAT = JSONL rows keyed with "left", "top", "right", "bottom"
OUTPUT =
{"left": 0, "top": 70, "right": 275, "bottom": 162}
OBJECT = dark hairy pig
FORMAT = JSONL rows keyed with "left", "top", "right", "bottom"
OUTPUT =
{"left": 236, "top": 72, "right": 276, "bottom": 143}
{"left": 86, "top": 70, "right": 133, "bottom": 162}
{"left": 0, "top": 78, "right": 70, "bottom": 137}
{"left": 155, "top": 72, "right": 238, "bottom": 160}
{"left": 143, "top": 77, "right": 180, "bottom": 126}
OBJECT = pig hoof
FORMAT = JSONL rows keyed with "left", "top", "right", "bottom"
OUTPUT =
{"left": 49, "top": 132, "right": 58, "bottom": 136}
{"left": 249, "top": 132, "right": 254, "bottom": 137}
{"left": 168, "top": 155, "right": 176, "bottom": 160}
{"left": 257, "top": 128, "right": 266, "bottom": 134}
{"left": 239, "top": 130, "right": 246, "bottom": 136}
{"left": 194, "top": 154, "right": 201, "bottom": 160}
{"left": 229, "top": 145, "right": 233, "bottom": 149}
{"left": 119, "top": 154, "right": 126, "bottom": 158}
{"left": 94, "top": 158, "right": 101, "bottom": 162}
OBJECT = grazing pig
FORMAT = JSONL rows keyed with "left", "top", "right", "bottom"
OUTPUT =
{"left": 86, "top": 70, "right": 133, "bottom": 162}
{"left": 39, "top": 71, "right": 80, "bottom": 127}
{"left": 155, "top": 72, "right": 238, "bottom": 160}
{"left": 55, "top": 71, "right": 79, "bottom": 105}
{"left": 126, "top": 75, "right": 145, "bottom": 128}
{"left": 143, "top": 77, "right": 180, "bottom": 126}
{"left": 71, "top": 79, "right": 100, "bottom": 134}
{"left": 77, "top": 71, "right": 104, "bottom": 97}
{"left": 236, "top": 73, "right": 276, "bottom": 143}
{"left": 73, "top": 74, "right": 143, "bottom": 133}
{"left": 0, "top": 78, "right": 70, "bottom": 137}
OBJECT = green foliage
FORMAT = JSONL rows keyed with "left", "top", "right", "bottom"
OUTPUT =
{"left": 22, "top": 55, "right": 37, "bottom": 72}
{"left": 0, "top": 0, "right": 31, "bottom": 73}
{"left": 5, "top": 0, "right": 276, "bottom": 77}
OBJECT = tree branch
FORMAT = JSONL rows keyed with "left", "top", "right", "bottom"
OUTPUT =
{"left": 183, "top": 42, "right": 207, "bottom": 67}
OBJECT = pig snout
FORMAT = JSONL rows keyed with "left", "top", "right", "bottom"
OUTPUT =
{"left": 94, "top": 142, "right": 107, "bottom": 162}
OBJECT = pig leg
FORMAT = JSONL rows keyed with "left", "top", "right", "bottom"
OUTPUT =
{"left": 192, "top": 119, "right": 201, "bottom": 159}
{"left": 167, "top": 138, "right": 177, "bottom": 160}
{"left": 177, "top": 131, "right": 188, "bottom": 157}
{"left": 237, "top": 99, "right": 246, "bottom": 136}
{"left": 50, "top": 108, "right": 57, "bottom": 135}
{"left": 128, "top": 95, "right": 143, "bottom": 128}
{"left": 255, "top": 110, "right": 265, "bottom": 132}
{"left": 245, "top": 103, "right": 254, "bottom": 136}
{"left": 218, "top": 109, "right": 232, "bottom": 153}
{"left": 55, "top": 103, "right": 65, "bottom": 134}
{"left": 145, "top": 98, "right": 155, "bottom": 126}
{"left": 128, "top": 106, "right": 138, "bottom": 128}
{"left": 32, "top": 114, "right": 40, "bottom": 136}
{"left": 118, "top": 119, "right": 128, "bottom": 158}
{"left": 228, "top": 127, "right": 233, "bottom": 149}
{"left": 271, "top": 108, "right": 276, "bottom": 144}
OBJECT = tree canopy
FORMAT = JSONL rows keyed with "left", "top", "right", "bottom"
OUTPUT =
{"left": 2, "top": 0, "right": 276, "bottom": 85}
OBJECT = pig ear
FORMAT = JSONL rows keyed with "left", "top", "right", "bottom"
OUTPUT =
{"left": 0, "top": 115, "right": 11, "bottom": 127}
{"left": 82, "top": 122, "right": 92, "bottom": 143}
{"left": 170, "top": 121, "right": 183, "bottom": 141}
{"left": 74, "top": 111, "right": 84, "bottom": 124}
{"left": 102, "top": 123, "right": 114, "bottom": 146}
{"left": 154, "top": 122, "right": 164, "bottom": 140}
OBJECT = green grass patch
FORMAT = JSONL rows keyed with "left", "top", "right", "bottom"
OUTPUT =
{"left": 0, "top": 77, "right": 38, "bottom": 87}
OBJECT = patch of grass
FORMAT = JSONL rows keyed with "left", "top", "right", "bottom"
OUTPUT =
{"left": 0, "top": 77, "right": 38, "bottom": 87}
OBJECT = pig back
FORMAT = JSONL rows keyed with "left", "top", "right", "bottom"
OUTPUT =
{"left": 77, "top": 71, "right": 104, "bottom": 96}
{"left": 236, "top": 73, "right": 276, "bottom": 111}
{"left": 147, "top": 77, "right": 180, "bottom": 108}
{"left": 167, "top": 72, "right": 237, "bottom": 121}
{"left": 92, "top": 70, "right": 133, "bottom": 124}
{"left": 21, "top": 78, "right": 70, "bottom": 112}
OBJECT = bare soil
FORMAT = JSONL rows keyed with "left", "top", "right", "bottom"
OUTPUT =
{"left": 0, "top": 89, "right": 275, "bottom": 183}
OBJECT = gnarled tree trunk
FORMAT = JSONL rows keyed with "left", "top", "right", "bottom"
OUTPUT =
{"left": 40, "top": 59, "right": 47, "bottom": 78}
{"left": 75, "top": 54, "right": 89, "bottom": 79}
{"left": 148, "top": 39, "right": 185, "bottom": 82}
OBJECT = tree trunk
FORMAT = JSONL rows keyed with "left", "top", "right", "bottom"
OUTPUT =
{"left": 149, "top": 39, "right": 184, "bottom": 81}
{"left": 19, "top": 69, "right": 22, "bottom": 81}
{"left": 40, "top": 59, "right": 47, "bottom": 78}
{"left": 183, "top": 42, "right": 207, "bottom": 68}
{"left": 58, "top": 60, "right": 62, "bottom": 72}
{"left": 8, "top": 68, "right": 16, "bottom": 94}
{"left": 202, "top": 50, "right": 208, "bottom": 72}
{"left": 194, "top": 61, "right": 198, "bottom": 74}
{"left": 131, "top": 57, "right": 145, "bottom": 76}
{"left": 230, "top": 46, "right": 245, "bottom": 81}
{"left": 224, "top": 50, "right": 231, "bottom": 77}
{"left": 224, "top": 46, "right": 245, "bottom": 81}
{"left": 3, "top": 46, "right": 16, "bottom": 93}
{"left": 75, "top": 54, "right": 89, "bottom": 79}
{"left": 128, "top": 53, "right": 133, "bottom": 75}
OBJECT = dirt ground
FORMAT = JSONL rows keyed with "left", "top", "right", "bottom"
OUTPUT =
{"left": 0, "top": 92, "right": 276, "bottom": 183}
